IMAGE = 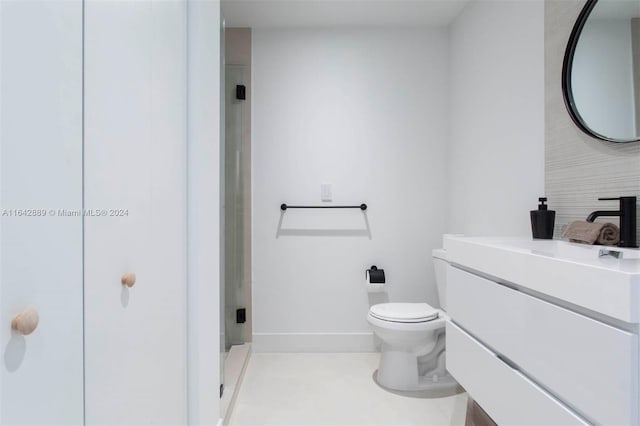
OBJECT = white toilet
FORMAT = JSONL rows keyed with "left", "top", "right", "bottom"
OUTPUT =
{"left": 367, "top": 248, "right": 458, "bottom": 392}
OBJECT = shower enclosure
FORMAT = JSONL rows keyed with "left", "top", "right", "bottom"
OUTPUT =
{"left": 224, "top": 63, "right": 249, "bottom": 350}
{"left": 220, "top": 28, "right": 251, "bottom": 421}
{"left": 219, "top": 29, "right": 251, "bottom": 418}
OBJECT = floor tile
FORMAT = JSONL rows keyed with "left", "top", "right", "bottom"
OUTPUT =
{"left": 228, "top": 353, "right": 467, "bottom": 426}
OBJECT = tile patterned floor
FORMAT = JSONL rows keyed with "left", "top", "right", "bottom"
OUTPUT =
{"left": 228, "top": 353, "right": 467, "bottom": 426}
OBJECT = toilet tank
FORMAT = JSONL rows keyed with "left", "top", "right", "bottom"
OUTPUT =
{"left": 432, "top": 249, "right": 448, "bottom": 311}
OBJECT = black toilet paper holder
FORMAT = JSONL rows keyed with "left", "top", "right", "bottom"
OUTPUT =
{"left": 366, "top": 265, "right": 385, "bottom": 284}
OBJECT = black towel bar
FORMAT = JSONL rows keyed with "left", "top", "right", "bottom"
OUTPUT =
{"left": 280, "top": 203, "right": 367, "bottom": 211}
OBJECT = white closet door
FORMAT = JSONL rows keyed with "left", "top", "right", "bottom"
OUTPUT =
{"left": 0, "top": 1, "right": 84, "bottom": 425}
{"left": 84, "top": 1, "right": 187, "bottom": 424}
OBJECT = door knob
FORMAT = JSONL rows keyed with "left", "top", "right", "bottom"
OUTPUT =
{"left": 121, "top": 272, "right": 136, "bottom": 288}
{"left": 11, "top": 307, "right": 39, "bottom": 335}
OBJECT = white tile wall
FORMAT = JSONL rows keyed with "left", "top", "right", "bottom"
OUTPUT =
{"left": 545, "top": 0, "right": 640, "bottom": 239}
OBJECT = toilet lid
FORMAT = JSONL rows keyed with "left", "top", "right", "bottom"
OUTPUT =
{"left": 369, "top": 303, "right": 439, "bottom": 323}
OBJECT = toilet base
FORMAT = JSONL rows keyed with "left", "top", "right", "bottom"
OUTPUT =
{"left": 373, "top": 369, "right": 462, "bottom": 397}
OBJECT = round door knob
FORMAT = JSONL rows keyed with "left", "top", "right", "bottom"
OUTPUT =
{"left": 11, "top": 307, "right": 39, "bottom": 335}
{"left": 121, "top": 272, "right": 136, "bottom": 288}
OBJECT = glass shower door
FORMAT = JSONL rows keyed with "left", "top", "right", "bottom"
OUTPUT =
{"left": 224, "top": 64, "right": 246, "bottom": 350}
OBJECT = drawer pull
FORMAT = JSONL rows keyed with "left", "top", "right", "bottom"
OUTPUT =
{"left": 121, "top": 272, "right": 137, "bottom": 288}
{"left": 496, "top": 353, "right": 519, "bottom": 371}
{"left": 11, "top": 307, "right": 39, "bottom": 335}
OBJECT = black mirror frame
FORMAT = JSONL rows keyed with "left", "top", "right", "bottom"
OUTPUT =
{"left": 562, "top": 0, "right": 640, "bottom": 143}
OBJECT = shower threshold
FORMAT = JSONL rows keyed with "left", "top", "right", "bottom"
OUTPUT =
{"left": 221, "top": 343, "right": 251, "bottom": 423}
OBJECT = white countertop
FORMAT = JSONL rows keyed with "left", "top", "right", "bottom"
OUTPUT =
{"left": 444, "top": 236, "right": 640, "bottom": 324}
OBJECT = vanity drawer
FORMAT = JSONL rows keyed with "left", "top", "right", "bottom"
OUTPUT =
{"left": 447, "top": 265, "right": 638, "bottom": 425}
{"left": 446, "top": 322, "right": 587, "bottom": 426}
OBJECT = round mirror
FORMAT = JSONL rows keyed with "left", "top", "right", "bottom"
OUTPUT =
{"left": 563, "top": 0, "right": 640, "bottom": 143}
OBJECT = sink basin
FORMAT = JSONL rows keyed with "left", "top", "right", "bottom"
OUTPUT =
{"left": 444, "top": 236, "right": 640, "bottom": 324}
{"left": 454, "top": 237, "right": 640, "bottom": 261}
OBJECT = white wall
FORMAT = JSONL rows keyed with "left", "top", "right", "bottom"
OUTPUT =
{"left": 252, "top": 28, "right": 449, "bottom": 351}
{"left": 187, "top": 0, "right": 222, "bottom": 424}
{"left": 447, "top": 0, "right": 545, "bottom": 236}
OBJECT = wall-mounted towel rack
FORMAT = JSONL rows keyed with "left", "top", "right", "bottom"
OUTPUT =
{"left": 280, "top": 203, "right": 367, "bottom": 211}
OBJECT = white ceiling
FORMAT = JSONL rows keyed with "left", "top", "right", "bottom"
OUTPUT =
{"left": 222, "top": 0, "right": 472, "bottom": 28}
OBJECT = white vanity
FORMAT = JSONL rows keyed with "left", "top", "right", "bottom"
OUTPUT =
{"left": 444, "top": 236, "right": 640, "bottom": 425}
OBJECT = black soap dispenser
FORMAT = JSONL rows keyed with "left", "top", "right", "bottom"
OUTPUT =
{"left": 531, "top": 197, "right": 555, "bottom": 239}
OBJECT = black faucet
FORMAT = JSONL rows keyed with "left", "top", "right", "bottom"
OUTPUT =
{"left": 586, "top": 196, "right": 637, "bottom": 248}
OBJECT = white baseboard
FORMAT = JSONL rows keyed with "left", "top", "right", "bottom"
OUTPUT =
{"left": 252, "top": 332, "right": 378, "bottom": 352}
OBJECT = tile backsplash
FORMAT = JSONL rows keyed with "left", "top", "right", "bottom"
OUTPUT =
{"left": 545, "top": 0, "right": 640, "bottom": 239}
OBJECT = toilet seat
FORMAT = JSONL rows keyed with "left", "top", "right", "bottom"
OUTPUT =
{"left": 369, "top": 303, "right": 439, "bottom": 323}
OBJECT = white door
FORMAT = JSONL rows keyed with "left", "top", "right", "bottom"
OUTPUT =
{"left": 0, "top": 1, "right": 84, "bottom": 424}
{"left": 83, "top": 1, "right": 187, "bottom": 424}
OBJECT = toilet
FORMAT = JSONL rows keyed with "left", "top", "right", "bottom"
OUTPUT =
{"left": 367, "top": 248, "right": 458, "bottom": 392}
